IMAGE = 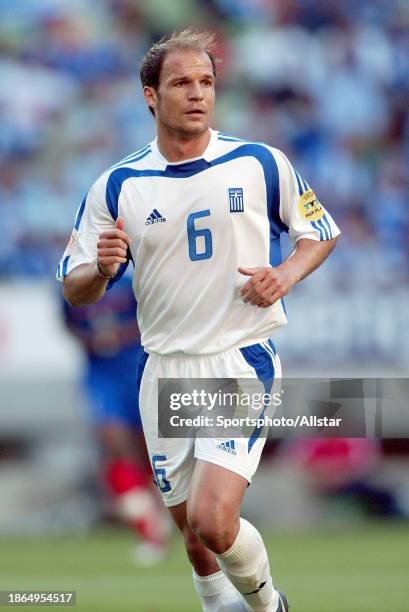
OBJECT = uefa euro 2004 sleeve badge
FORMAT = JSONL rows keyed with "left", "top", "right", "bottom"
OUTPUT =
{"left": 298, "top": 189, "right": 324, "bottom": 222}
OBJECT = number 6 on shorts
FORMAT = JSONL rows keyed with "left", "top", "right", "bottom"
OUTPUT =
{"left": 152, "top": 455, "right": 172, "bottom": 492}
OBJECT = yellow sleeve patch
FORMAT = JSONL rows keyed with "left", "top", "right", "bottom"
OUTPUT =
{"left": 298, "top": 189, "right": 324, "bottom": 222}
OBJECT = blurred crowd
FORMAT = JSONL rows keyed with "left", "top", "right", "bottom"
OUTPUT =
{"left": 0, "top": 0, "right": 408, "bottom": 286}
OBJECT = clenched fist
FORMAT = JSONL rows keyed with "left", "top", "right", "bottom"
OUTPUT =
{"left": 97, "top": 217, "right": 132, "bottom": 277}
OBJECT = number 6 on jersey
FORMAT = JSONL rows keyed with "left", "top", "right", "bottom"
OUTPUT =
{"left": 187, "top": 210, "right": 213, "bottom": 261}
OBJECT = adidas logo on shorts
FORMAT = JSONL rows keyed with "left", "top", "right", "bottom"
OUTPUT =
{"left": 216, "top": 440, "right": 237, "bottom": 455}
{"left": 145, "top": 209, "right": 167, "bottom": 225}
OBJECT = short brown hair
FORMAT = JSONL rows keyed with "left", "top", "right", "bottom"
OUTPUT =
{"left": 140, "top": 28, "right": 217, "bottom": 114}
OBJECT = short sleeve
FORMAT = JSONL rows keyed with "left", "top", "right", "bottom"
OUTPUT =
{"left": 56, "top": 173, "right": 114, "bottom": 281}
{"left": 273, "top": 149, "right": 341, "bottom": 244}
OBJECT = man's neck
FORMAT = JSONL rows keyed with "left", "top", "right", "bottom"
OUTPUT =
{"left": 156, "top": 127, "right": 211, "bottom": 163}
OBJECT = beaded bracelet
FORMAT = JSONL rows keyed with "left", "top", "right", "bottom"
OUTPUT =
{"left": 97, "top": 258, "right": 118, "bottom": 280}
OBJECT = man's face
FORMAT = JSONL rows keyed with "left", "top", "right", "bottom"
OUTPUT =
{"left": 144, "top": 48, "right": 215, "bottom": 137}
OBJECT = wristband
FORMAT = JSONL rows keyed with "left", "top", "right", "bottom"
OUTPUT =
{"left": 97, "top": 258, "right": 118, "bottom": 280}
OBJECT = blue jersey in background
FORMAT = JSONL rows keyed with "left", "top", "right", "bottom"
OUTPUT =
{"left": 62, "top": 272, "right": 143, "bottom": 429}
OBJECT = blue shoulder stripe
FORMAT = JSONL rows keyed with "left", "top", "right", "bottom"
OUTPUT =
{"left": 311, "top": 220, "right": 324, "bottom": 240}
{"left": 74, "top": 196, "right": 87, "bottom": 230}
{"left": 218, "top": 137, "right": 242, "bottom": 142}
{"left": 294, "top": 169, "right": 304, "bottom": 195}
{"left": 218, "top": 133, "right": 245, "bottom": 142}
{"left": 114, "top": 143, "right": 150, "bottom": 163}
{"left": 316, "top": 218, "right": 329, "bottom": 240}
{"left": 321, "top": 213, "right": 333, "bottom": 239}
{"left": 109, "top": 145, "right": 151, "bottom": 171}
{"left": 304, "top": 179, "right": 333, "bottom": 239}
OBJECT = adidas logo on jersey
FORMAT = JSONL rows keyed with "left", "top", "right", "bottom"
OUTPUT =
{"left": 216, "top": 440, "right": 237, "bottom": 455}
{"left": 145, "top": 209, "right": 167, "bottom": 225}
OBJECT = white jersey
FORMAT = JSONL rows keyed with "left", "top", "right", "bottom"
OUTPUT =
{"left": 57, "top": 129, "right": 340, "bottom": 355}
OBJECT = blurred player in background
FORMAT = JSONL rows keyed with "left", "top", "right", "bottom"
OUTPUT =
{"left": 63, "top": 270, "right": 169, "bottom": 565}
{"left": 281, "top": 438, "right": 403, "bottom": 518}
{"left": 59, "top": 29, "right": 340, "bottom": 612}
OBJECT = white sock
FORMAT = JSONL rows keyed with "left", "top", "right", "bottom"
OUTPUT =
{"left": 216, "top": 518, "right": 279, "bottom": 612}
{"left": 192, "top": 569, "right": 249, "bottom": 611}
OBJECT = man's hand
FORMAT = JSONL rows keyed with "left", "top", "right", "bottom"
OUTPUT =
{"left": 97, "top": 217, "right": 132, "bottom": 276}
{"left": 238, "top": 237, "right": 338, "bottom": 308}
{"left": 238, "top": 266, "right": 295, "bottom": 308}
{"left": 63, "top": 216, "right": 132, "bottom": 307}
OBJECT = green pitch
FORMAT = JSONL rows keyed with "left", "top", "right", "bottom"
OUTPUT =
{"left": 0, "top": 523, "right": 408, "bottom": 611}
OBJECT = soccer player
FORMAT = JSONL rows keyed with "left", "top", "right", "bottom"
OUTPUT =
{"left": 62, "top": 271, "right": 170, "bottom": 565}
{"left": 58, "top": 29, "right": 340, "bottom": 612}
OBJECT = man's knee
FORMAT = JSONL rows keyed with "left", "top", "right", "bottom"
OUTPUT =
{"left": 187, "top": 504, "right": 238, "bottom": 554}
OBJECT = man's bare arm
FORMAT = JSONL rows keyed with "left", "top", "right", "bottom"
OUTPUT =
{"left": 239, "top": 236, "right": 338, "bottom": 308}
{"left": 63, "top": 217, "right": 131, "bottom": 307}
{"left": 63, "top": 262, "right": 109, "bottom": 306}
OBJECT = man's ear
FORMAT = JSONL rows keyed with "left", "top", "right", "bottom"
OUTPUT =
{"left": 143, "top": 86, "right": 157, "bottom": 113}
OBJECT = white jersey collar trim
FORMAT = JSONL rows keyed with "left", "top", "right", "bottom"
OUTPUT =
{"left": 150, "top": 128, "right": 219, "bottom": 167}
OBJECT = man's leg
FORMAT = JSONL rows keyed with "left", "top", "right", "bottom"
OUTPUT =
{"left": 187, "top": 459, "right": 281, "bottom": 612}
{"left": 169, "top": 501, "right": 248, "bottom": 611}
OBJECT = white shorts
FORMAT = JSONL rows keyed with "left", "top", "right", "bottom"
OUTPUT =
{"left": 138, "top": 340, "right": 281, "bottom": 507}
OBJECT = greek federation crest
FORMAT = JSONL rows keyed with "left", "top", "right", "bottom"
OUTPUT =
{"left": 228, "top": 187, "right": 244, "bottom": 213}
